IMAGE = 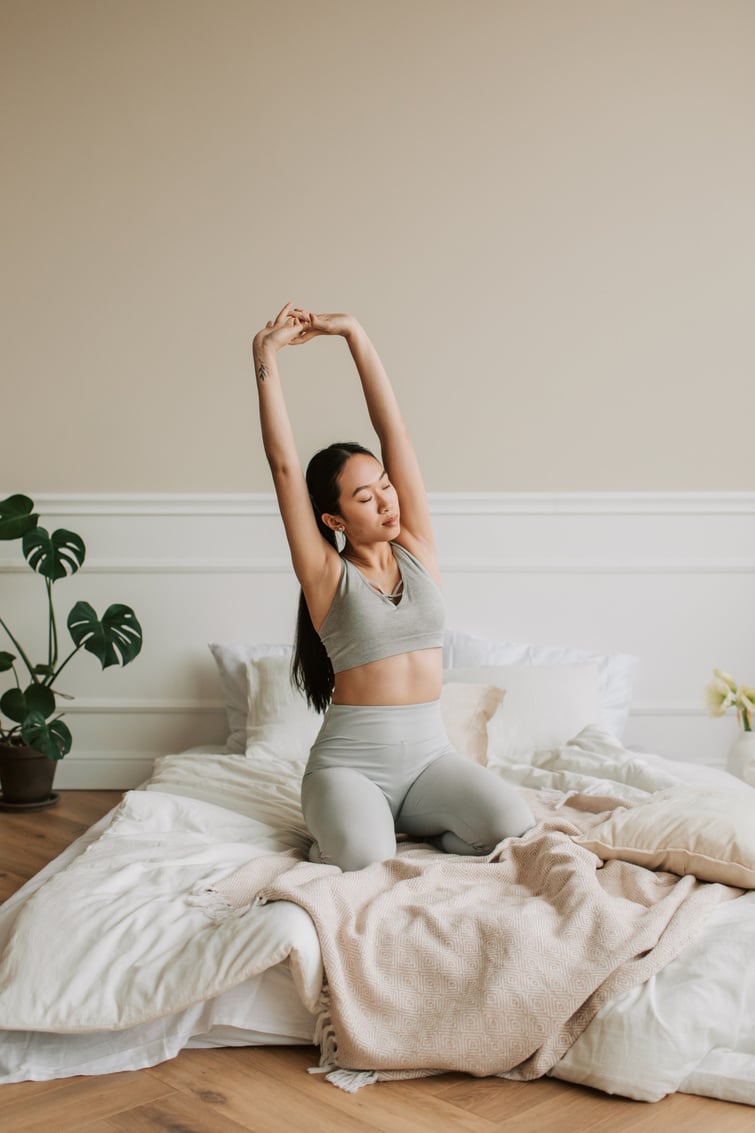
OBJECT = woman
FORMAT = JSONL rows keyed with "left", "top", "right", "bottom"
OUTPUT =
{"left": 252, "top": 302, "right": 534, "bottom": 871}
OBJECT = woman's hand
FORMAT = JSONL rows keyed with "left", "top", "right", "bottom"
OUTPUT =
{"left": 288, "top": 309, "right": 359, "bottom": 344}
{"left": 252, "top": 302, "right": 309, "bottom": 359}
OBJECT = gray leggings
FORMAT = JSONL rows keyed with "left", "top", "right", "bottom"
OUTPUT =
{"left": 301, "top": 700, "right": 535, "bottom": 872}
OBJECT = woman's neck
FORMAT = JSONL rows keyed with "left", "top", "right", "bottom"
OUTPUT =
{"left": 342, "top": 540, "right": 395, "bottom": 574}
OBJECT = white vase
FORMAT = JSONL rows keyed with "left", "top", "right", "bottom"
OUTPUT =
{"left": 727, "top": 731, "right": 755, "bottom": 784}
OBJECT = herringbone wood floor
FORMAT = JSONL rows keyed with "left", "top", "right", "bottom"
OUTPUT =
{"left": 0, "top": 790, "right": 752, "bottom": 1133}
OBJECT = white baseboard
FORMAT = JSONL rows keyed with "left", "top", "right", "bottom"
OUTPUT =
{"left": 54, "top": 755, "right": 158, "bottom": 790}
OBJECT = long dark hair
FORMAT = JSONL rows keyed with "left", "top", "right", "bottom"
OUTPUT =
{"left": 292, "top": 442, "right": 376, "bottom": 713}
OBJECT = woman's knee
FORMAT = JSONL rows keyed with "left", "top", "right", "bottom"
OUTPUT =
{"left": 448, "top": 795, "right": 534, "bottom": 856}
{"left": 302, "top": 767, "right": 396, "bottom": 872}
{"left": 400, "top": 754, "right": 535, "bottom": 851}
{"left": 316, "top": 826, "right": 396, "bottom": 872}
{"left": 477, "top": 780, "right": 535, "bottom": 845}
{"left": 308, "top": 809, "right": 396, "bottom": 871}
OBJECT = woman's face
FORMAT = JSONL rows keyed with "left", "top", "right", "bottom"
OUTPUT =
{"left": 330, "top": 453, "right": 400, "bottom": 544}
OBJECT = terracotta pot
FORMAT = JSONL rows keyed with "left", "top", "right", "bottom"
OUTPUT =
{"left": 0, "top": 742, "right": 57, "bottom": 805}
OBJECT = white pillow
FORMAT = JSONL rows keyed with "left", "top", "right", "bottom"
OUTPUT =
{"left": 444, "top": 662, "right": 600, "bottom": 763}
{"left": 575, "top": 787, "right": 755, "bottom": 888}
{"left": 245, "top": 654, "right": 322, "bottom": 761}
{"left": 212, "top": 634, "right": 631, "bottom": 756}
{"left": 444, "top": 630, "right": 637, "bottom": 738}
{"left": 209, "top": 642, "right": 292, "bottom": 753}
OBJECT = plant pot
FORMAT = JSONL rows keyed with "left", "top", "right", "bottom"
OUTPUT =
{"left": 727, "top": 731, "right": 755, "bottom": 786}
{"left": 0, "top": 742, "right": 58, "bottom": 808}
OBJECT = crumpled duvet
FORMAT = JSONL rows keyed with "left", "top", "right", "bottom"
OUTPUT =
{"left": 0, "top": 789, "right": 323, "bottom": 1032}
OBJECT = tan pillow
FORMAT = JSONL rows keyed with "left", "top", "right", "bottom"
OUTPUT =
{"left": 444, "top": 663, "right": 600, "bottom": 762}
{"left": 576, "top": 786, "right": 755, "bottom": 888}
{"left": 440, "top": 682, "right": 505, "bottom": 765}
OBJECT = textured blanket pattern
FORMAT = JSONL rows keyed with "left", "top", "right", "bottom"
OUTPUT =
{"left": 212, "top": 792, "right": 737, "bottom": 1085}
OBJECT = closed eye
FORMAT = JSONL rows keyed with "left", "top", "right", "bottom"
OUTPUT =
{"left": 352, "top": 473, "right": 392, "bottom": 502}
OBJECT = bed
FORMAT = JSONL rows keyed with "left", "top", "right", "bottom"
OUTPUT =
{"left": 0, "top": 629, "right": 753, "bottom": 1105}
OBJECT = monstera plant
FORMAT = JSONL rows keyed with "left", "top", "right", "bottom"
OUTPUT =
{"left": 0, "top": 494, "right": 143, "bottom": 805}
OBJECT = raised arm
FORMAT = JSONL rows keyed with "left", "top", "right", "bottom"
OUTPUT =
{"left": 252, "top": 304, "right": 338, "bottom": 592}
{"left": 292, "top": 310, "right": 437, "bottom": 564}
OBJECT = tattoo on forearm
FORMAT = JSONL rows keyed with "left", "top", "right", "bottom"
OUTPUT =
{"left": 257, "top": 360, "right": 268, "bottom": 383}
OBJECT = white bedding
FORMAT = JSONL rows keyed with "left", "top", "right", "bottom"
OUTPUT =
{"left": 1, "top": 730, "right": 754, "bottom": 1104}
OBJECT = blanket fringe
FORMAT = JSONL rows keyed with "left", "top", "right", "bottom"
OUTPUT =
{"left": 312, "top": 986, "right": 338, "bottom": 1066}
{"left": 306, "top": 985, "right": 379, "bottom": 1092}
{"left": 324, "top": 1068, "right": 380, "bottom": 1093}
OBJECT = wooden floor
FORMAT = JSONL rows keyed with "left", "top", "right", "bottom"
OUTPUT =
{"left": 0, "top": 790, "right": 752, "bottom": 1133}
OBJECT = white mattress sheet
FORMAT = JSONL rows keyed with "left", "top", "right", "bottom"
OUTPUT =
{"left": 1, "top": 729, "right": 754, "bottom": 1105}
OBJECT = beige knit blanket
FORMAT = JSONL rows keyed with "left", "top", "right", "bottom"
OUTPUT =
{"left": 206, "top": 791, "right": 737, "bottom": 1090}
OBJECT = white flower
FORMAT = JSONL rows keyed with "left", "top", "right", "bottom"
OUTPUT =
{"left": 739, "top": 686, "right": 755, "bottom": 710}
{"left": 704, "top": 675, "right": 736, "bottom": 717}
{"left": 705, "top": 670, "right": 754, "bottom": 731}
{"left": 713, "top": 668, "right": 738, "bottom": 692}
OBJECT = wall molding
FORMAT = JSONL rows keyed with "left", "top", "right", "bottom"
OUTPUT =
{"left": 1, "top": 491, "right": 753, "bottom": 576}
{"left": 2, "top": 557, "right": 755, "bottom": 576}
{"left": 56, "top": 695, "right": 708, "bottom": 719}
{"left": 21, "top": 490, "right": 755, "bottom": 518}
{"left": 62, "top": 698, "right": 226, "bottom": 716}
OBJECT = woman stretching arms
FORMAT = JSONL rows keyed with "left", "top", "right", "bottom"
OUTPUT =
{"left": 252, "top": 303, "right": 534, "bottom": 871}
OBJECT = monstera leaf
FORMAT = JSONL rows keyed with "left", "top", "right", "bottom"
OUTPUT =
{"left": 22, "top": 527, "right": 86, "bottom": 580}
{"left": 67, "top": 602, "right": 143, "bottom": 668}
{"left": 0, "top": 494, "right": 38, "bottom": 541}
{"left": 21, "top": 712, "right": 72, "bottom": 760}
{"left": 0, "top": 495, "right": 145, "bottom": 761}
{"left": 0, "top": 682, "right": 56, "bottom": 724}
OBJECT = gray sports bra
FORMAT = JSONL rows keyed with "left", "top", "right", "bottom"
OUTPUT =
{"left": 317, "top": 543, "right": 445, "bottom": 674}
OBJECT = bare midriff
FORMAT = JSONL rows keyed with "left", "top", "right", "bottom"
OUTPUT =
{"left": 331, "top": 647, "right": 443, "bottom": 706}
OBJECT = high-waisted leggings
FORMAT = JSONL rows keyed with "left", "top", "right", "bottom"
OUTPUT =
{"left": 301, "top": 700, "right": 535, "bottom": 872}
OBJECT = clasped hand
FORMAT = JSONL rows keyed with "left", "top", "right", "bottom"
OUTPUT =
{"left": 252, "top": 302, "right": 355, "bottom": 356}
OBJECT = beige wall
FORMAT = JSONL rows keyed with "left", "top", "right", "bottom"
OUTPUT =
{"left": 2, "top": 0, "right": 753, "bottom": 493}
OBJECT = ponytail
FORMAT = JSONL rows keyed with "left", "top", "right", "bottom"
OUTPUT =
{"left": 291, "top": 442, "right": 375, "bottom": 713}
{"left": 292, "top": 515, "right": 336, "bottom": 714}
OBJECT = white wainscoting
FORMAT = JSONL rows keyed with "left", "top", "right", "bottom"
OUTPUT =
{"left": 2, "top": 492, "right": 753, "bottom": 787}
